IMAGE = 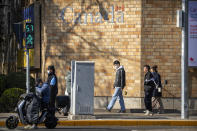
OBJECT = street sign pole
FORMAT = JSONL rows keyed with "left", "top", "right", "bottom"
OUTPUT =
{"left": 26, "top": 48, "right": 30, "bottom": 94}
{"left": 25, "top": 22, "right": 34, "bottom": 94}
{"left": 181, "top": 0, "right": 189, "bottom": 119}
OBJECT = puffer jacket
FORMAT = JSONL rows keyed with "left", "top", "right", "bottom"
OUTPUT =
{"left": 144, "top": 71, "right": 155, "bottom": 91}
{"left": 113, "top": 66, "right": 126, "bottom": 89}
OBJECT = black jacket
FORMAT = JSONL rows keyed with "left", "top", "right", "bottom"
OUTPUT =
{"left": 47, "top": 73, "right": 58, "bottom": 95}
{"left": 152, "top": 72, "right": 162, "bottom": 88}
{"left": 113, "top": 66, "right": 126, "bottom": 89}
{"left": 144, "top": 71, "right": 155, "bottom": 91}
{"left": 152, "top": 72, "right": 162, "bottom": 97}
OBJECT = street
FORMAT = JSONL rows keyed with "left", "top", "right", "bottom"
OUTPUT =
{"left": 0, "top": 126, "right": 197, "bottom": 131}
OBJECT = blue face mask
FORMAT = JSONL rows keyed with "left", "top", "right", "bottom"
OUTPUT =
{"left": 37, "top": 84, "right": 42, "bottom": 88}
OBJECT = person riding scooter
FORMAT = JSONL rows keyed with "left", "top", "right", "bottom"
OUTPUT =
{"left": 35, "top": 78, "right": 50, "bottom": 110}
{"left": 6, "top": 78, "right": 58, "bottom": 130}
{"left": 24, "top": 78, "right": 50, "bottom": 129}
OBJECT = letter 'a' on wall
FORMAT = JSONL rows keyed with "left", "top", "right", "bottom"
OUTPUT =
{"left": 188, "top": 1, "right": 197, "bottom": 67}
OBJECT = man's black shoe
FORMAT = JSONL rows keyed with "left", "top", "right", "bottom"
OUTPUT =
{"left": 117, "top": 110, "right": 126, "bottom": 113}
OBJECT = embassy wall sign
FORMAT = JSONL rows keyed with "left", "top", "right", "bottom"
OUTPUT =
{"left": 188, "top": 1, "right": 197, "bottom": 67}
{"left": 60, "top": 5, "right": 124, "bottom": 24}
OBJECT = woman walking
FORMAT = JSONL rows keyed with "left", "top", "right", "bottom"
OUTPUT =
{"left": 151, "top": 65, "right": 164, "bottom": 114}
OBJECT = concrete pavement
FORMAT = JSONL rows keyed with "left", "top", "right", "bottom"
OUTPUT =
{"left": 1, "top": 126, "right": 197, "bottom": 131}
{"left": 0, "top": 109, "right": 197, "bottom": 127}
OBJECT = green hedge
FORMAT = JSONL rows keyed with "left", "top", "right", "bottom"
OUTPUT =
{"left": 0, "top": 88, "right": 25, "bottom": 112}
{"left": 0, "top": 72, "right": 35, "bottom": 112}
{"left": 0, "top": 74, "right": 7, "bottom": 97}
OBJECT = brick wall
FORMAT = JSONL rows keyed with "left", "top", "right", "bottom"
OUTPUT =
{"left": 41, "top": 0, "right": 142, "bottom": 96}
{"left": 41, "top": 0, "right": 197, "bottom": 99}
{"left": 189, "top": 68, "right": 197, "bottom": 97}
{"left": 141, "top": 0, "right": 197, "bottom": 98}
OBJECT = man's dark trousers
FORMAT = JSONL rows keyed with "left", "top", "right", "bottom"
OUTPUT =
{"left": 144, "top": 88, "right": 154, "bottom": 111}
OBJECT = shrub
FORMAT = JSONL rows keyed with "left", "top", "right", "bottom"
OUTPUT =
{"left": 0, "top": 88, "right": 25, "bottom": 112}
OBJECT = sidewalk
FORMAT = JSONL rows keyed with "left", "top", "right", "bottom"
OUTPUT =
{"left": 0, "top": 109, "right": 197, "bottom": 127}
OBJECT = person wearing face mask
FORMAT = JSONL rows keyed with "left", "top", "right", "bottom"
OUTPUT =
{"left": 24, "top": 78, "right": 50, "bottom": 129}
{"left": 106, "top": 60, "right": 126, "bottom": 113}
{"left": 47, "top": 65, "right": 58, "bottom": 116}
{"left": 35, "top": 78, "right": 50, "bottom": 110}
{"left": 151, "top": 65, "right": 164, "bottom": 114}
{"left": 143, "top": 65, "right": 155, "bottom": 116}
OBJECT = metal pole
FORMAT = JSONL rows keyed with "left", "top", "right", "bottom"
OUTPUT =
{"left": 181, "top": 0, "right": 189, "bottom": 119}
{"left": 26, "top": 49, "right": 30, "bottom": 94}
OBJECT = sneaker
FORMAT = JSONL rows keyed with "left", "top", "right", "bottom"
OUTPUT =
{"left": 120, "top": 110, "right": 126, "bottom": 113}
{"left": 117, "top": 110, "right": 126, "bottom": 113}
{"left": 24, "top": 124, "right": 31, "bottom": 129}
{"left": 144, "top": 110, "right": 150, "bottom": 115}
{"left": 144, "top": 110, "right": 153, "bottom": 116}
{"left": 143, "top": 110, "right": 148, "bottom": 113}
{"left": 157, "top": 110, "right": 164, "bottom": 114}
{"left": 106, "top": 107, "right": 111, "bottom": 112}
{"left": 149, "top": 111, "right": 153, "bottom": 116}
{"left": 29, "top": 124, "right": 38, "bottom": 129}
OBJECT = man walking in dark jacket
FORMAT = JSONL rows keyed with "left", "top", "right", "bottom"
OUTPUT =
{"left": 47, "top": 65, "right": 58, "bottom": 116}
{"left": 106, "top": 60, "right": 126, "bottom": 113}
{"left": 143, "top": 65, "right": 155, "bottom": 116}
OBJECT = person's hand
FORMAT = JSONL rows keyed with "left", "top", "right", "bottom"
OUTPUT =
{"left": 124, "top": 90, "right": 127, "bottom": 95}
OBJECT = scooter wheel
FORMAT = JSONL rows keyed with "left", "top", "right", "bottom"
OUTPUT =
{"left": 6, "top": 116, "right": 19, "bottom": 129}
{"left": 45, "top": 116, "right": 58, "bottom": 129}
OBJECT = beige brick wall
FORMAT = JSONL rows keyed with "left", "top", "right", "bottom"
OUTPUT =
{"left": 141, "top": 0, "right": 197, "bottom": 98}
{"left": 189, "top": 68, "right": 197, "bottom": 97}
{"left": 41, "top": 0, "right": 142, "bottom": 96}
{"left": 40, "top": 0, "right": 197, "bottom": 98}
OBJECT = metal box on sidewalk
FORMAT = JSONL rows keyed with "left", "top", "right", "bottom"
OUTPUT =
{"left": 70, "top": 61, "right": 95, "bottom": 115}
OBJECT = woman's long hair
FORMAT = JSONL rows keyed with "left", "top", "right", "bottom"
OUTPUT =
{"left": 151, "top": 65, "right": 158, "bottom": 73}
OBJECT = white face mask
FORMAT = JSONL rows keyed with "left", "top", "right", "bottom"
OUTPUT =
{"left": 113, "top": 65, "right": 118, "bottom": 70}
{"left": 47, "top": 70, "right": 50, "bottom": 74}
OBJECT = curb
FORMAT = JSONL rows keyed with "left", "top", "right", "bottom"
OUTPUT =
{"left": 1, "top": 120, "right": 197, "bottom": 127}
